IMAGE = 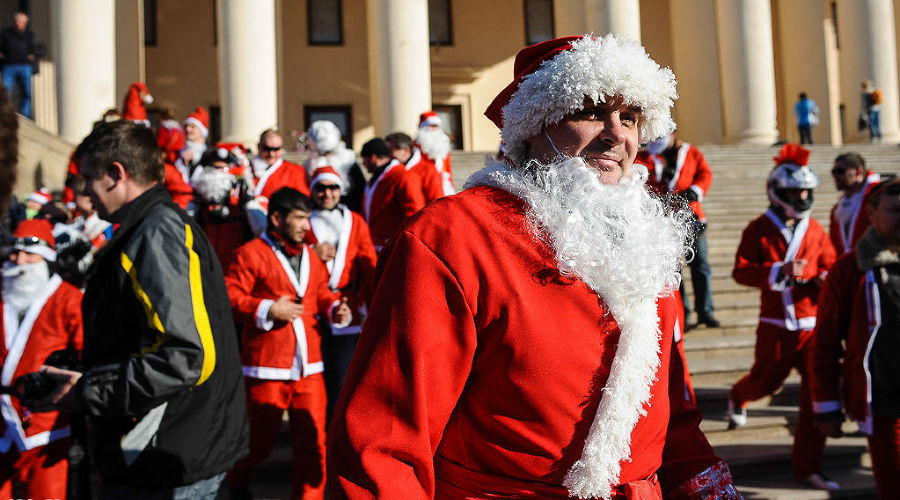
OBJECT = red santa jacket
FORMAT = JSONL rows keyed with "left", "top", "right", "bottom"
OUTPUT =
{"left": 328, "top": 186, "right": 729, "bottom": 499}
{"left": 254, "top": 159, "right": 311, "bottom": 200}
{"left": 0, "top": 276, "right": 82, "bottom": 453}
{"left": 829, "top": 172, "right": 881, "bottom": 255}
{"left": 225, "top": 235, "right": 340, "bottom": 379}
{"left": 732, "top": 210, "right": 836, "bottom": 331}
{"left": 406, "top": 148, "right": 445, "bottom": 203}
{"left": 636, "top": 143, "right": 712, "bottom": 221}
{"left": 305, "top": 206, "right": 377, "bottom": 336}
{"left": 362, "top": 160, "right": 426, "bottom": 251}
{"left": 163, "top": 162, "right": 194, "bottom": 209}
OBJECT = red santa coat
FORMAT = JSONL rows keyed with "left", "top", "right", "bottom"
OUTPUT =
{"left": 0, "top": 276, "right": 82, "bottom": 453}
{"left": 732, "top": 210, "right": 836, "bottom": 331}
{"left": 163, "top": 162, "right": 194, "bottom": 209}
{"left": 304, "top": 206, "right": 377, "bottom": 336}
{"left": 829, "top": 173, "right": 881, "bottom": 255}
{"left": 362, "top": 160, "right": 426, "bottom": 251}
{"left": 636, "top": 143, "right": 712, "bottom": 221}
{"left": 406, "top": 148, "right": 445, "bottom": 202}
{"left": 225, "top": 235, "right": 340, "bottom": 379}
{"left": 420, "top": 148, "right": 455, "bottom": 196}
{"left": 254, "top": 159, "right": 311, "bottom": 200}
{"left": 328, "top": 186, "right": 725, "bottom": 499}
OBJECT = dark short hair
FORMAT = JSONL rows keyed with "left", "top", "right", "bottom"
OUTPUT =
{"left": 267, "top": 187, "right": 312, "bottom": 224}
{"left": 384, "top": 132, "right": 413, "bottom": 150}
{"left": 360, "top": 138, "right": 392, "bottom": 158}
{"left": 799, "top": 92, "right": 807, "bottom": 99}
{"left": 834, "top": 152, "right": 866, "bottom": 170}
{"left": 867, "top": 177, "right": 900, "bottom": 208}
{"left": 77, "top": 120, "right": 164, "bottom": 186}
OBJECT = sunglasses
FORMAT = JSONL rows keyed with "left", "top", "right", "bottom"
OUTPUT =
{"left": 831, "top": 165, "right": 854, "bottom": 176}
{"left": 313, "top": 184, "right": 341, "bottom": 192}
{"left": 259, "top": 145, "right": 283, "bottom": 153}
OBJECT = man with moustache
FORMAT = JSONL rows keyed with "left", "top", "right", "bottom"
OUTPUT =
{"left": 328, "top": 35, "right": 738, "bottom": 499}
{"left": 0, "top": 220, "right": 82, "bottom": 500}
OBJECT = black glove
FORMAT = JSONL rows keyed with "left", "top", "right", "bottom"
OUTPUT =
{"left": 680, "top": 189, "right": 700, "bottom": 203}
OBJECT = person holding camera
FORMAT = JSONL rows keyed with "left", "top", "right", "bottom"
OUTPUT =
{"left": 223, "top": 187, "right": 351, "bottom": 500}
{"left": 0, "top": 219, "right": 82, "bottom": 499}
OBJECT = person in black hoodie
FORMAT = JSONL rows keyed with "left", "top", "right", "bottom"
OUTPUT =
{"left": 30, "top": 120, "right": 249, "bottom": 498}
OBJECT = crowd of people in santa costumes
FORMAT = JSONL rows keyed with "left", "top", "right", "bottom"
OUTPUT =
{"left": 328, "top": 34, "right": 740, "bottom": 499}
{"left": 727, "top": 144, "right": 838, "bottom": 490}
{"left": 0, "top": 219, "right": 82, "bottom": 500}
{"left": 304, "top": 120, "right": 366, "bottom": 213}
{"left": 810, "top": 177, "right": 900, "bottom": 498}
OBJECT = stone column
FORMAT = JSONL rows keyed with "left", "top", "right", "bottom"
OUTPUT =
{"left": 714, "top": 0, "right": 779, "bottom": 144}
{"left": 554, "top": 0, "right": 587, "bottom": 36}
{"left": 836, "top": 0, "right": 900, "bottom": 142}
{"left": 366, "top": 0, "right": 432, "bottom": 136}
{"left": 585, "top": 0, "right": 641, "bottom": 42}
{"left": 53, "top": 0, "right": 116, "bottom": 144}
{"left": 217, "top": 0, "right": 278, "bottom": 143}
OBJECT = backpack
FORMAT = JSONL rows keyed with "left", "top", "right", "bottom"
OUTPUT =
{"left": 872, "top": 89, "right": 883, "bottom": 105}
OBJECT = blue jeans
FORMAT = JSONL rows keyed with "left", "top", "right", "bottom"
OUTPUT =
{"left": 868, "top": 109, "right": 882, "bottom": 140}
{"left": 1, "top": 63, "right": 32, "bottom": 118}
{"left": 680, "top": 230, "right": 714, "bottom": 320}
{"left": 98, "top": 472, "right": 225, "bottom": 499}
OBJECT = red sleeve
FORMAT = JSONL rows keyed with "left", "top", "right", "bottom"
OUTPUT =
{"left": 816, "top": 226, "right": 838, "bottom": 276}
{"left": 66, "top": 287, "right": 85, "bottom": 353}
{"left": 224, "top": 246, "right": 264, "bottom": 327}
{"left": 327, "top": 230, "right": 477, "bottom": 499}
{"left": 400, "top": 171, "right": 427, "bottom": 218}
{"left": 732, "top": 222, "right": 777, "bottom": 289}
{"left": 163, "top": 163, "right": 193, "bottom": 209}
{"left": 686, "top": 148, "right": 712, "bottom": 195}
{"left": 352, "top": 217, "right": 378, "bottom": 307}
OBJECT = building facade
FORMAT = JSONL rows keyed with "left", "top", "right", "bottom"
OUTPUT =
{"left": 6, "top": 0, "right": 900, "bottom": 151}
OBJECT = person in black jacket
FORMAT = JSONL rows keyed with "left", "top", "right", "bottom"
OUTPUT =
{"left": 31, "top": 120, "right": 249, "bottom": 498}
{"left": 0, "top": 12, "right": 35, "bottom": 118}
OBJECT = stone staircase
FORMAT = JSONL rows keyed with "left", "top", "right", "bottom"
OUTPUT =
{"left": 245, "top": 145, "right": 898, "bottom": 499}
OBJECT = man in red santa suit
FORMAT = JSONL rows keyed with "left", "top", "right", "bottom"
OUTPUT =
{"left": 120, "top": 82, "right": 153, "bottom": 127}
{"left": 303, "top": 165, "right": 377, "bottom": 415}
{"left": 829, "top": 152, "right": 881, "bottom": 255}
{"left": 176, "top": 106, "right": 210, "bottom": 180}
{"left": 728, "top": 144, "right": 838, "bottom": 491}
{"left": 327, "top": 35, "right": 739, "bottom": 499}
{"left": 223, "top": 187, "right": 352, "bottom": 500}
{"left": 636, "top": 131, "right": 718, "bottom": 328}
{"left": 416, "top": 110, "right": 455, "bottom": 196}
{"left": 359, "top": 137, "right": 425, "bottom": 252}
{"left": 0, "top": 219, "right": 82, "bottom": 500}
{"left": 810, "top": 178, "right": 900, "bottom": 498}
{"left": 305, "top": 120, "right": 366, "bottom": 213}
{"left": 251, "top": 128, "right": 310, "bottom": 201}
{"left": 385, "top": 131, "right": 444, "bottom": 202}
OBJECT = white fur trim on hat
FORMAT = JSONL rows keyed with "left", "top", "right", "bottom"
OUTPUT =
{"left": 308, "top": 121, "right": 342, "bottom": 154}
{"left": 13, "top": 243, "right": 56, "bottom": 262}
{"left": 27, "top": 190, "right": 51, "bottom": 205}
{"left": 420, "top": 115, "right": 442, "bottom": 128}
{"left": 310, "top": 172, "right": 344, "bottom": 191}
{"left": 184, "top": 117, "right": 209, "bottom": 138}
{"left": 502, "top": 34, "right": 678, "bottom": 164}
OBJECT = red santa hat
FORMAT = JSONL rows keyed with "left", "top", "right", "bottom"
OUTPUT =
{"left": 11, "top": 219, "right": 56, "bottom": 261}
{"left": 484, "top": 34, "right": 677, "bottom": 164}
{"left": 122, "top": 82, "right": 153, "bottom": 124}
{"left": 184, "top": 106, "right": 210, "bottom": 138}
{"left": 418, "top": 111, "right": 442, "bottom": 129}
{"left": 156, "top": 122, "right": 186, "bottom": 163}
{"left": 27, "top": 188, "right": 52, "bottom": 206}
{"left": 309, "top": 164, "right": 344, "bottom": 191}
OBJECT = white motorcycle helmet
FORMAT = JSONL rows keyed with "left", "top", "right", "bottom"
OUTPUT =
{"left": 767, "top": 162, "right": 820, "bottom": 219}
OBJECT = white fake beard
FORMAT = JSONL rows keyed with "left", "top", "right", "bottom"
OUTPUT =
{"left": 2, "top": 260, "right": 51, "bottom": 314}
{"left": 193, "top": 167, "right": 235, "bottom": 204}
{"left": 416, "top": 128, "right": 451, "bottom": 161}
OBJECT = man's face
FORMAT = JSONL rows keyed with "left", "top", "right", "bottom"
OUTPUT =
{"left": 831, "top": 161, "right": 864, "bottom": 191}
{"left": 869, "top": 183, "right": 900, "bottom": 247}
{"left": 274, "top": 208, "right": 311, "bottom": 245}
{"left": 9, "top": 249, "right": 42, "bottom": 266}
{"left": 80, "top": 159, "right": 126, "bottom": 221}
{"left": 528, "top": 96, "right": 642, "bottom": 185}
{"left": 14, "top": 14, "right": 27, "bottom": 31}
{"left": 387, "top": 142, "right": 412, "bottom": 164}
{"left": 258, "top": 135, "right": 283, "bottom": 166}
{"left": 312, "top": 182, "right": 341, "bottom": 210}
{"left": 185, "top": 123, "right": 205, "bottom": 143}
{"left": 74, "top": 193, "right": 94, "bottom": 215}
{"left": 362, "top": 154, "right": 390, "bottom": 173}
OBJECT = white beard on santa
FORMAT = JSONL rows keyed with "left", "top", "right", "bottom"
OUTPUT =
{"left": 193, "top": 167, "right": 237, "bottom": 205}
{"left": 467, "top": 156, "right": 695, "bottom": 498}
{"left": 2, "top": 260, "right": 51, "bottom": 316}
{"left": 416, "top": 127, "right": 451, "bottom": 162}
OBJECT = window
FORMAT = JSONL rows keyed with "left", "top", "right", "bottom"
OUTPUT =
{"left": 304, "top": 105, "right": 353, "bottom": 148}
{"left": 144, "top": 0, "right": 157, "bottom": 47}
{"left": 524, "top": 0, "right": 554, "bottom": 46}
{"left": 433, "top": 104, "right": 463, "bottom": 150}
{"left": 308, "top": 0, "right": 343, "bottom": 45}
{"left": 428, "top": 0, "right": 453, "bottom": 46}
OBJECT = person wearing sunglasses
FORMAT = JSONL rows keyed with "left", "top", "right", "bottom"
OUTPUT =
{"left": 252, "top": 128, "right": 310, "bottom": 201}
{"left": 829, "top": 153, "right": 882, "bottom": 255}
